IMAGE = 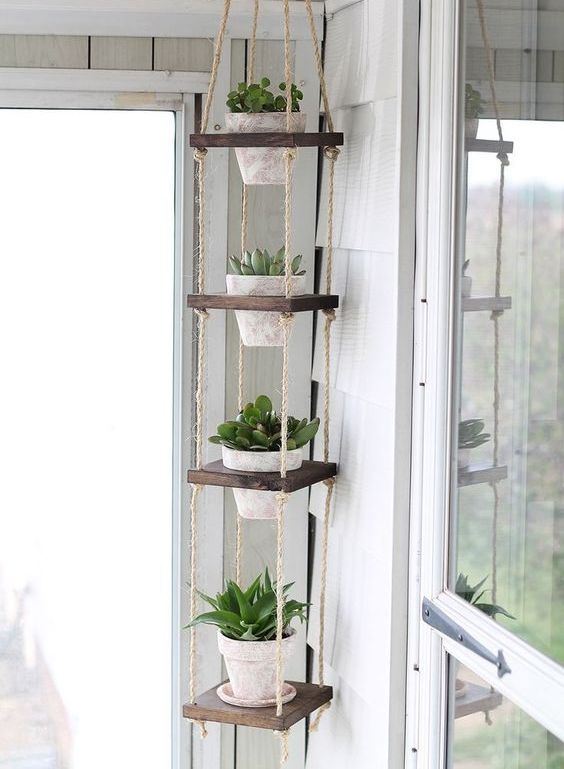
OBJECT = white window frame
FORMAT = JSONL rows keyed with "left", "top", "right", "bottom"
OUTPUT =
{"left": 406, "top": 2, "right": 564, "bottom": 768}
{"left": 0, "top": 66, "right": 227, "bottom": 769}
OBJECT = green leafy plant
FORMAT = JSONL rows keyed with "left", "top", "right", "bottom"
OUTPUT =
{"left": 186, "top": 568, "right": 308, "bottom": 641}
{"left": 229, "top": 247, "right": 305, "bottom": 277}
{"left": 456, "top": 573, "right": 515, "bottom": 620}
{"left": 463, "top": 258, "right": 470, "bottom": 276}
{"left": 226, "top": 77, "right": 303, "bottom": 113}
{"left": 465, "top": 83, "right": 484, "bottom": 119}
{"left": 209, "top": 394, "right": 319, "bottom": 452}
{"left": 459, "top": 419, "right": 490, "bottom": 449}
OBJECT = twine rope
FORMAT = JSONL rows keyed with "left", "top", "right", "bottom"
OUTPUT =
{"left": 304, "top": 0, "right": 335, "bottom": 133}
{"left": 200, "top": 0, "right": 232, "bottom": 133}
{"left": 476, "top": 0, "right": 509, "bottom": 605}
{"left": 274, "top": 730, "right": 290, "bottom": 765}
{"left": 235, "top": 511, "right": 242, "bottom": 585}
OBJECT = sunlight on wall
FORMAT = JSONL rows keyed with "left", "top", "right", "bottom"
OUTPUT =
{"left": 0, "top": 109, "right": 176, "bottom": 769}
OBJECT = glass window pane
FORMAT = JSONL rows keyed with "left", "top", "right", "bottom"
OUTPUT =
{"left": 450, "top": 3, "right": 564, "bottom": 664}
{"left": 448, "top": 658, "right": 564, "bottom": 769}
{"left": 0, "top": 110, "right": 176, "bottom": 769}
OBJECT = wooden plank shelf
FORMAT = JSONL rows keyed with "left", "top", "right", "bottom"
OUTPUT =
{"left": 465, "top": 138, "right": 513, "bottom": 154}
{"left": 188, "top": 460, "right": 337, "bottom": 492}
{"left": 187, "top": 293, "right": 339, "bottom": 312}
{"left": 458, "top": 464, "right": 508, "bottom": 487}
{"left": 190, "top": 131, "right": 344, "bottom": 148}
{"left": 455, "top": 682, "right": 503, "bottom": 719}
{"left": 183, "top": 681, "right": 333, "bottom": 730}
{"left": 462, "top": 296, "right": 512, "bottom": 312}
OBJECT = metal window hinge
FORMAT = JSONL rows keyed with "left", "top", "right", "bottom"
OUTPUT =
{"left": 422, "top": 598, "right": 511, "bottom": 678}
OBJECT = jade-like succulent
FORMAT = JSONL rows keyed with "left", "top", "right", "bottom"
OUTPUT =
{"left": 226, "top": 78, "right": 303, "bottom": 114}
{"left": 458, "top": 419, "right": 490, "bottom": 450}
{"left": 185, "top": 568, "right": 308, "bottom": 641}
{"left": 465, "top": 83, "right": 484, "bottom": 120}
{"left": 229, "top": 248, "right": 305, "bottom": 277}
{"left": 209, "top": 394, "right": 319, "bottom": 452}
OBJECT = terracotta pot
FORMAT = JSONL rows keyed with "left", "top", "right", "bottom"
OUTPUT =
{"left": 226, "top": 274, "right": 307, "bottom": 347}
{"left": 465, "top": 118, "right": 479, "bottom": 139}
{"left": 457, "top": 448, "right": 471, "bottom": 469}
{"left": 461, "top": 275, "right": 472, "bottom": 298}
{"left": 217, "top": 629, "right": 298, "bottom": 706}
{"left": 222, "top": 445, "right": 303, "bottom": 520}
{"left": 225, "top": 112, "right": 307, "bottom": 185}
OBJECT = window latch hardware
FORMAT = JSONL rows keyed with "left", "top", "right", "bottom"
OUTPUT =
{"left": 422, "top": 598, "right": 511, "bottom": 678}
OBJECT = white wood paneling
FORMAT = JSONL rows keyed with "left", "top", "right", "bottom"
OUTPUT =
{"left": 323, "top": 0, "right": 397, "bottom": 108}
{"left": 466, "top": 8, "right": 564, "bottom": 51}
{"left": 0, "top": 67, "right": 210, "bottom": 92}
{"left": 154, "top": 38, "right": 213, "bottom": 72}
{"left": 90, "top": 35, "right": 152, "bottom": 69}
{"left": 317, "top": 102, "right": 399, "bottom": 253}
{"left": 0, "top": 1, "right": 323, "bottom": 40}
{"left": 0, "top": 33, "right": 88, "bottom": 67}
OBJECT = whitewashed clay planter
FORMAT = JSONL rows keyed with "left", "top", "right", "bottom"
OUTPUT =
{"left": 226, "top": 274, "right": 307, "bottom": 347}
{"left": 222, "top": 445, "right": 303, "bottom": 520}
{"left": 217, "top": 629, "right": 298, "bottom": 707}
{"left": 457, "top": 448, "right": 471, "bottom": 469}
{"left": 461, "top": 275, "right": 472, "bottom": 298}
{"left": 465, "top": 118, "right": 479, "bottom": 140}
{"left": 225, "top": 112, "right": 307, "bottom": 185}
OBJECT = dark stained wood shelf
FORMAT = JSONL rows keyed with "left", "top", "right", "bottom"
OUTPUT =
{"left": 187, "top": 293, "right": 339, "bottom": 312}
{"left": 465, "top": 138, "right": 513, "bottom": 154}
{"left": 183, "top": 681, "right": 333, "bottom": 730}
{"left": 190, "top": 131, "right": 344, "bottom": 148}
{"left": 462, "top": 296, "right": 512, "bottom": 312}
{"left": 458, "top": 464, "right": 508, "bottom": 487}
{"left": 188, "top": 460, "right": 337, "bottom": 492}
{"left": 455, "top": 682, "right": 503, "bottom": 719}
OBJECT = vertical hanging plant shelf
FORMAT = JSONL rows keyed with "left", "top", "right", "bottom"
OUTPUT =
{"left": 188, "top": 459, "right": 337, "bottom": 492}
{"left": 184, "top": 681, "right": 333, "bottom": 730}
{"left": 190, "top": 131, "right": 344, "bottom": 148}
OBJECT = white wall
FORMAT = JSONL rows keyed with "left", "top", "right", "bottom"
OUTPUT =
{"left": 305, "top": 1, "right": 418, "bottom": 767}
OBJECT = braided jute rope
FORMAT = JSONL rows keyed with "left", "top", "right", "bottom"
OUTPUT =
{"left": 188, "top": 0, "right": 234, "bottom": 740}
{"left": 274, "top": 729, "right": 290, "bottom": 765}
{"left": 304, "top": 0, "right": 335, "bottom": 133}
{"left": 476, "top": 0, "right": 509, "bottom": 605}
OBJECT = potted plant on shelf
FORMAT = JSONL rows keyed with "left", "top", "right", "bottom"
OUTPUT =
{"left": 458, "top": 419, "right": 490, "bottom": 469}
{"left": 226, "top": 77, "right": 305, "bottom": 184}
{"left": 454, "top": 573, "right": 515, "bottom": 698}
{"left": 461, "top": 259, "right": 472, "bottom": 298}
{"left": 209, "top": 394, "right": 319, "bottom": 519}
{"left": 465, "top": 83, "right": 484, "bottom": 139}
{"left": 227, "top": 247, "right": 306, "bottom": 347}
{"left": 187, "top": 568, "right": 308, "bottom": 707}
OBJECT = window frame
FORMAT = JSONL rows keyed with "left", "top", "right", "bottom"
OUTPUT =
{"left": 0, "top": 69, "right": 224, "bottom": 769}
{"left": 407, "top": 2, "right": 564, "bottom": 767}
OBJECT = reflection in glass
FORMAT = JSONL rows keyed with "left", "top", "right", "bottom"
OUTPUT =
{"left": 449, "top": 660, "right": 564, "bottom": 769}
{"left": 452, "top": 0, "right": 564, "bottom": 665}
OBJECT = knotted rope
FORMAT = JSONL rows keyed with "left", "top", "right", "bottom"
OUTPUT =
{"left": 274, "top": 729, "right": 290, "bottom": 765}
{"left": 188, "top": 0, "right": 234, "bottom": 738}
{"left": 476, "top": 0, "right": 509, "bottom": 604}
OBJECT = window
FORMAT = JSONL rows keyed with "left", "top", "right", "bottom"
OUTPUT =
{"left": 413, "top": 2, "right": 564, "bottom": 767}
{"left": 0, "top": 109, "right": 176, "bottom": 769}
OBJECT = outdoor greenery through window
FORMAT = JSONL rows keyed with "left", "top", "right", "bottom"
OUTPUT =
{"left": 449, "top": 0, "right": 564, "bottom": 764}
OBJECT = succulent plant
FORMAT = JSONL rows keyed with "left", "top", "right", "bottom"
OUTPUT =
{"left": 465, "top": 83, "right": 484, "bottom": 120}
{"left": 186, "top": 568, "right": 308, "bottom": 641}
{"left": 209, "top": 394, "right": 319, "bottom": 452}
{"left": 229, "top": 247, "right": 305, "bottom": 277}
{"left": 456, "top": 573, "right": 515, "bottom": 620}
{"left": 226, "top": 77, "right": 303, "bottom": 113}
{"left": 459, "top": 419, "right": 490, "bottom": 450}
